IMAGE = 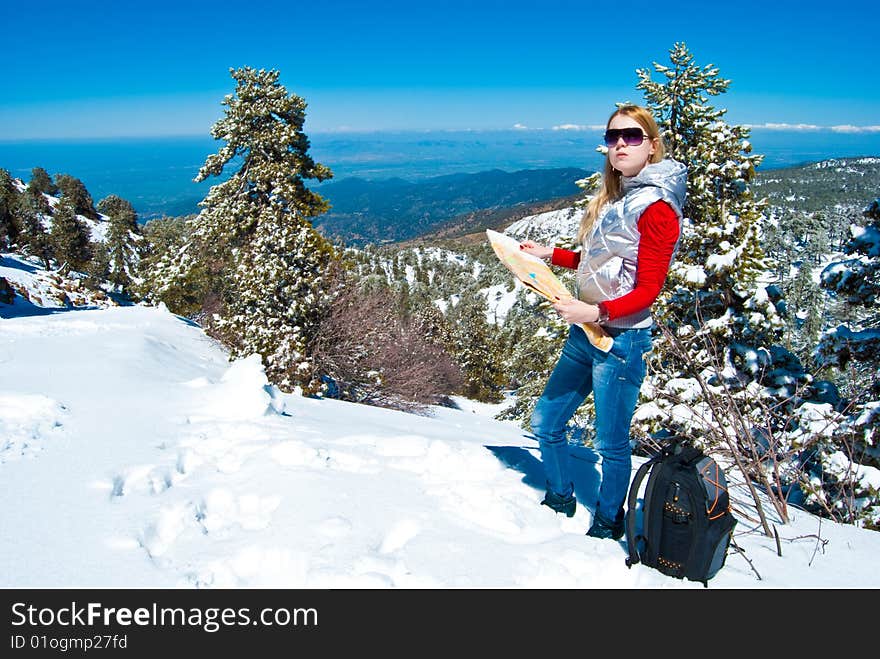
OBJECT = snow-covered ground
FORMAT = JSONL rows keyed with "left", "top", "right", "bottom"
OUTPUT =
{"left": 2, "top": 293, "right": 880, "bottom": 587}
{"left": 0, "top": 253, "right": 115, "bottom": 316}
{"left": 504, "top": 207, "right": 583, "bottom": 243}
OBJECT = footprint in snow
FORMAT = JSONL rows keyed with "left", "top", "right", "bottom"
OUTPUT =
{"left": 110, "top": 463, "right": 179, "bottom": 498}
{"left": 195, "top": 489, "right": 281, "bottom": 534}
{"left": 139, "top": 503, "right": 190, "bottom": 558}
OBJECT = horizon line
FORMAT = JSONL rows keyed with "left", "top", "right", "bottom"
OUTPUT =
{"left": 4, "top": 123, "right": 880, "bottom": 143}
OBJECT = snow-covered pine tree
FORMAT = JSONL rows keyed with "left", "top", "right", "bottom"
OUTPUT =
{"left": 29, "top": 167, "right": 59, "bottom": 196}
{"left": 633, "top": 43, "right": 810, "bottom": 532}
{"left": 765, "top": 206, "right": 830, "bottom": 366}
{"left": 810, "top": 199, "right": 880, "bottom": 528}
{"left": 55, "top": 174, "right": 99, "bottom": 221}
{"left": 448, "top": 287, "right": 506, "bottom": 403}
{"left": 225, "top": 202, "right": 336, "bottom": 390}
{"left": 136, "top": 216, "right": 210, "bottom": 316}
{"left": 818, "top": 200, "right": 880, "bottom": 383}
{"left": 191, "top": 66, "right": 336, "bottom": 391}
{"left": 785, "top": 254, "right": 825, "bottom": 363}
{"left": 49, "top": 198, "right": 93, "bottom": 274}
{"left": 406, "top": 281, "right": 457, "bottom": 353}
{"left": 637, "top": 43, "right": 778, "bottom": 346}
{"left": 17, "top": 184, "right": 53, "bottom": 268}
{"left": 0, "top": 168, "right": 21, "bottom": 249}
{"left": 96, "top": 195, "right": 143, "bottom": 295}
{"left": 84, "top": 239, "right": 110, "bottom": 291}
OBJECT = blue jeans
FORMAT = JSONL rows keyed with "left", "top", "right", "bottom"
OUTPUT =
{"left": 530, "top": 324, "right": 653, "bottom": 521}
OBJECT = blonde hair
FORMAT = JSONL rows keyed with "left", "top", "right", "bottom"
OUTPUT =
{"left": 577, "top": 105, "right": 666, "bottom": 244}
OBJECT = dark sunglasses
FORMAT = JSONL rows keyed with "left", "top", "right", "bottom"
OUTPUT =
{"left": 603, "top": 127, "right": 650, "bottom": 147}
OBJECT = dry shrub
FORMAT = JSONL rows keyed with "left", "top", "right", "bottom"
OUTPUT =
{"left": 310, "top": 278, "right": 462, "bottom": 414}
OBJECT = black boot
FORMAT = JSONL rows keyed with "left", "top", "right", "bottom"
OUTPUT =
{"left": 586, "top": 507, "right": 625, "bottom": 540}
{"left": 541, "top": 489, "right": 577, "bottom": 518}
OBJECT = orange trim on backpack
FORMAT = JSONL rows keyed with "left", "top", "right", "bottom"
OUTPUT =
{"left": 700, "top": 461, "right": 726, "bottom": 515}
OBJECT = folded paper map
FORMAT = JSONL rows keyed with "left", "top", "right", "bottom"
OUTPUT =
{"left": 486, "top": 229, "right": 613, "bottom": 352}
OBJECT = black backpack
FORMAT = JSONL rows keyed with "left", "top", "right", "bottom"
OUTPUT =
{"left": 625, "top": 441, "right": 737, "bottom": 587}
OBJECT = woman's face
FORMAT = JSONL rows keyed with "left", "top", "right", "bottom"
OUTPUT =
{"left": 606, "top": 114, "right": 656, "bottom": 177}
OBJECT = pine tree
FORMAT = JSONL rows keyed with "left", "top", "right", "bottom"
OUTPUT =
{"left": 136, "top": 215, "right": 210, "bottom": 316}
{"left": 810, "top": 202, "right": 878, "bottom": 397}
{"left": 17, "top": 185, "right": 53, "bottom": 268}
{"left": 764, "top": 207, "right": 798, "bottom": 282}
{"left": 815, "top": 199, "right": 880, "bottom": 507}
{"left": 637, "top": 44, "right": 774, "bottom": 336}
{"left": 191, "top": 66, "right": 336, "bottom": 390}
{"left": 818, "top": 200, "right": 880, "bottom": 330}
{"left": 783, "top": 197, "right": 880, "bottom": 529}
{"left": 408, "top": 283, "right": 456, "bottom": 352}
{"left": 97, "top": 195, "right": 142, "bottom": 294}
{"left": 55, "top": 174, "right": 99, "bottom": 220}
{"left": 29, "top": 167, "right": 58, "bottom": 196}
{"left": 803, "top": 212, "right": 831, "bottom": 262}
{"left": 223, "top": 204, "right": 336, "bottom": 389}
{"left": 448, "top": 288, "right": 505, "bottom": 402}
{"left": 634, "top": 43, "right": 791, "bottom": 403}
{"left": 633, "top": 43, "right": 815, "bottom": 534}
{"left": 84, "top": 240, "right": 110, "bottom": 290}
{"left": 785, "top": 259, "right": 824, "bottom": 364}
{"left": 24, "top": 179, "right": 52, "bottom": 216}
{"left": 415, "top": 261, "right": 430, "bottom": 287}
{"left": 0, "top": 168, "right": 21, "bottom": 249}
{"left": 49, "top": 199, "right": 93, "bottom": 273}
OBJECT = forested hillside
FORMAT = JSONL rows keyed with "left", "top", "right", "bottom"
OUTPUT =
{"left": 755, "top": 157, "right": 880, "bottom": 212}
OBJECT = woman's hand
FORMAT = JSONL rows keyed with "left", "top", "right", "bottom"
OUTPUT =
{"left": 552, "top": 298, "right": 600, "bottom": 324}
{"left": 519, "top": 240, "right": 553, "bottom": 259}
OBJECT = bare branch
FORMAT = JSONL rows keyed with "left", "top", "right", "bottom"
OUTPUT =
{"left": 729, "top": 539, "right": 762, "bottom": 581}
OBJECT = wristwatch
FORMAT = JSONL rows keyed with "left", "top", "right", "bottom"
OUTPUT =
{"left": 597, "top": 303, "right": 609, "bottom": 324}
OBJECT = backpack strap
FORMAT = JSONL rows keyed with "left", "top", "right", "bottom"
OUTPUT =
{"left": 625, "top": 452, "right": 661, "bottom": 568}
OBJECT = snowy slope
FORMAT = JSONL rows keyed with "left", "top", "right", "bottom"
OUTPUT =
{"left": 1, "top": 253, "right": 116, "bottom": 316}
{"left": 11, "top": 178, "right": 110, "bottom": 244}
{"left": 1, "top": 181, "right": 119, "bottom": 316}
{"left": 504, "top": 206, "right": 583, "bottom": 244}
{"left": 2, "top": 303, "right": 880, "bottom": 588}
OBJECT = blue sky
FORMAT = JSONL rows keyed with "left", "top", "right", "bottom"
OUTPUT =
{"left": 2, "top": 0, "right": 878, "bottom": 139}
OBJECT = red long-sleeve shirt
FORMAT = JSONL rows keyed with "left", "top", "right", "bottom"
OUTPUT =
{"left": 550, "top": 200, "right": 680, "bottom": 321}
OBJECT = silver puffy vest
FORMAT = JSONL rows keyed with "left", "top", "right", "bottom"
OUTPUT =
{"left": 576, "top": 158, "right": 687, "bottom": 328}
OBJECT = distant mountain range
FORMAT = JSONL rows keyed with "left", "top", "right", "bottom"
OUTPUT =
{"left": 317, "top": 156, "right": 880, "bottom": 247}
{"left": 5, "top": 130, "right": 879, "bottom": 230}
{"left": 313, "top": 167, "right": 589, "bottom": 245}
{"left": 154, "top": 156, "right": 880, "bottom": 248}
{"left": 406, "top": 157, "right": 880, "bottom": 251}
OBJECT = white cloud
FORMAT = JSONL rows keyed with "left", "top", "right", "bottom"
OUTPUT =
{"left": 744, "top": 123, "right": 880, "bottom": 133}
{"left": 551, "top": 124, "right": 604, "bottom": 131}
{"left": 512, "top": 123, "right": 529, "bottom": 130}
{"left": 830, "top": 125, "right": 880, "bottom": 134}
{"left": 744, "top": 123, "right": 821, "bottom": 131}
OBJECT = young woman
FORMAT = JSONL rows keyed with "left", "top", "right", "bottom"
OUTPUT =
{"left": 519, "top": 104, "right": 686, "bottom": 539}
